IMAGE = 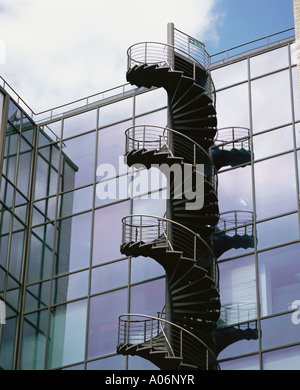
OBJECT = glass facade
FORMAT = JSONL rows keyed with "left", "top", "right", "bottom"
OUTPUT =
{"left": 0, "top": 33, "right": 300, "bottom": 370}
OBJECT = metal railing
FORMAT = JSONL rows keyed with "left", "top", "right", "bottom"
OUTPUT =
{"left": 117, "top": 313, "right": 220, "bottom": 370}
{"left": 125, "top": 124, "right": 218, "bottom": 191}
{"left": 121, "top": 214, "right": 217, "bottom": 282}
{"left": 126, "top": 41, "right": 215, "bottom": 103}
{"left": 174, "top": 27, "right": 210, "bottom": 68}
{"left": 220, "top": 302, "right": 257, "bottom": 326}
{"left": 210, "top": 27, "right": 295, "bottom": 64}
{"left": 217, "top": 210, "right": 254, "bottom": 237}
{"left": 214, "top": 127, "right": 250, "bottom": 151}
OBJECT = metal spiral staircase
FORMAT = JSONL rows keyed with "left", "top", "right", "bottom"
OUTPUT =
{"left": 116, "top": 39, "right": 255, "bottom": 369}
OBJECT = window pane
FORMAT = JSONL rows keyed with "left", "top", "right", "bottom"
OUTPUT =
{"left": 212, "top": 60, "right": 248, "bottom": 90}
{"left": 130, "top": 279, "right": 166, "bottom": 316}
{"left": 38, "top": 121, "right": 62, "bottom": 146}
{"left": 218, "top": 166, "right": 253, "bottom": 214}
{"left": 135, "top": 89, "right": 167, "bottom": 116}
{"left": 52, "top": 270, "right": 89, "bottom": 304}
{"left": 261, "top": 313, "right": 300, "bottom": 350}
{"left": 220, "top": 354, "right": 259, "bottom": 370}
{"left": 63, "top": 109, "right": 97, "bottom": 139}
{"left": 61, "top": 132, "right": 96, "bottom": 190}
{"left": 57, "top": 185, "right": 93, "bottom": 218}
{"left": 97, "top": 120, "right": 131, "bottom": 174}
{"left": 88, "top": 289, "right": 127, "bottom": 358}
{"left": 93, "top": 201, "right": 130, "bottom": 265}
{"left": 251, "top": 70, "right": 292, "bottom": 133}
{"left": 256, "top": 213, "right": 299, "bottom": 250}
{"left": 55, "top": 212, "right": 92, "bottom": 275}
{"left": 215, "top": 83, "right": 249, "bottom": 129}
{"left": 219, "top": 256, "right": 257, "bottom": 326}
{"left": 25, "top": 281, "right": 50, "bottom": 312}
{"left": 47, "top": 299, "right": 87, "bottom": 368}
{"left": 20, "top": 310, "right": 47, "bottom": 369}
{"left": 258, "top": 243, "right": 300, "bottom": 316}
{"left": 254, "top": 153, "right": 297, "bottom": 220}
{"left": 131, "top": 256, "right": 165, "bottom": 284}
{"left": 99, "top": 98, "right": 133, "bottom": 128}
{"left": 253, "top": 126, "right": 293, "bottom": 160}
{"left": 250, "top": 46, "right": 289, "bottom": 78}
{"left": 263, "top": 345, "right": 300, "bottom": 370}
{"left": 91, "top": 260, "right": 128, "bottom": 294}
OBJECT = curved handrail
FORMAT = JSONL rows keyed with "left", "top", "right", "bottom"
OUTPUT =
{"left": 127, "top": 41, "right": 215, "bottom": 104}
{"left": 121, "top": 214, "right": 218, "bottom": 282}
{"left": 214, "top": 127, "right": 250, "bottom": 151}
{"left": 216, "top": 210, "right": 254, "bottom": 236}
{"left": 118, "top": 313, "right": 220, "bottom": 370}
{"left": 125, "top": 124, "right": 218, "bottom": 190}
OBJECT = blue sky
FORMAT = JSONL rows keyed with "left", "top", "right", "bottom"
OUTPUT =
{"left": 0, "top": 0, "right": 296, "bottom": 111}
{"left": 208, "top": 0, "right": 295, "bottom": 54}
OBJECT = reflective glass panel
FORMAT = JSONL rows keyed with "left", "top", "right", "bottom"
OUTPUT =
{"left": 135, "top": 88, "right": 167, "bottom": 116}
{"left": 38, "top": 121, "right": 62, "bottom": 146}
{"left": 88, "top": 289, "right": 127, "bottom": 358}
{"left": 61, "top": 132, "right": 96, "bottom": 190}
{"left": 93, "top": 201, "right": 130, "bottom": 265}
{"left": 217, "top": 165, "right": 253, "bottom": 214}
{"left": 57, "top": 185, "right": 93, "bottom": 218}
{"left": 91, "top": 259, "right": 128, "bottom": 294}
{"left": 130, "top": 279, "right": 166, "bottom": 316}
{"left": 98, "top": 97, "right": 133, "bottom": 128}
{"left": 254, "top": 153, "right": 297, "bottom": 220}
{"left": 0, "top": 309, "right": 18, "bottom": 369}
{"left": 218, "top": 255, "right": 257, "bottom": 326}
{"left": 253, "top": 126, "right": 293, "bottom": 160}
{"left": 47, "top": 299, "right": 87, "bottom": 368}
{"left": 25, "top": 281, "right": 50, "bottom": 312}
{"left": 212, "top": 60, "right": 248, "bottom": 90}
{"left": 261, "top": 313, "right": 300, "bottom": 350}
{"left": 220, "top": 355, "right": 259, "bottom": 370}
{"left": 215, "top": 83, "right": 249, "bottom": 129}
{"left": 251, "top": 70, "right": 292, "bottom": 133}
{"left": 20, "top": 310, "right": 47, "bottom": 369}
{"left": 258, "top": 243, "right": 300, "bottom": 316}
{"left": 250, "top": 46, "right": 289, "bottom": 78}
{"left": 134, "top": 109, "right": 168, "bottom": 127}
{"left": 63, "top": 109, "right": 97, "bottom": 139}
{"left": 97, "top": 120, "right": 131, "bottom": 175}
{"left": 131, "top": 256, "right": 165, "bottom": 284}
{"left": 27, "top": 224, "right": 55, "bottom": 283}
{"left": 256, "top": 213, "right": 299, "bottom": 250}
{"left": 292, "top": 66, "right": 300, "bottom": 122}
{"left": 52, "top": 269, "right": 89, "bottom": 304}
{"left": 54, "top": 212, "right": 92, "bottom": 275}
{"left": 262, "top": 345, "right": 300, "bottom": 370}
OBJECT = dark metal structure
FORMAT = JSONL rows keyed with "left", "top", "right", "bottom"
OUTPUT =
{"left": 116, "top": 31, "right": 254, "bottom": 369}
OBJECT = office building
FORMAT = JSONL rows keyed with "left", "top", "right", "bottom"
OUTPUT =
{"left": 0, "top": 22, "right": 299, "bottom": 370}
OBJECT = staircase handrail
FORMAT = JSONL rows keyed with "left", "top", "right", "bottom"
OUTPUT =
{"left": 214, "top": 127, "right": 250, "bottom": 151}
{"left": 118, "top": 313, "right": 220, "bottom": 370}
{"left": 121, "top": 214, "right": 218, "bottom": 283}
{"left": 127, "top": 41, "right": 215, "bottom": 103}
{"left": 125, "top": 124, "right": 218, "bottom": 190}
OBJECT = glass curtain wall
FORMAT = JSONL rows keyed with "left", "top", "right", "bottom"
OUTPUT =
{"left": 19, "top": 87, "right": 167, "bottom": 370}
{"left": 1, "top": 37, "right": 300, "bottom": 371}
{"left": 211, "top": 41, "right": 300, "bottom": 370}
{"left": 0, "top": 93, "right": 36, "bottom": 369}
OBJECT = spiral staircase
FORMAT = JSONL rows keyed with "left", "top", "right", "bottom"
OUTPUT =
{"left": 116, "top": 40, "right": 254, "bottom": 369}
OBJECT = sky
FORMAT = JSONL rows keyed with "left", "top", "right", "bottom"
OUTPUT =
{"left": 0, "top": 0, "right": 295, "bottom": 113}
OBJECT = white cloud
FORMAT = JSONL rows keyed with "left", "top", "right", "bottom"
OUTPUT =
{"left": 0, "top": 0, "right": 223, "bottom": 112}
